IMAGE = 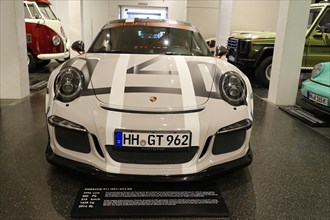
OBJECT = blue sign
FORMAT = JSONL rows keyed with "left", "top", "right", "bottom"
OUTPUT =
{"left": 115, "top": 131, "right": 123, "bottom": 147}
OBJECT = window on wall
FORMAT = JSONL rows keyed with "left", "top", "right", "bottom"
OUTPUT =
{"left": 119, "top": 6, "right": 168, "bottom": 20}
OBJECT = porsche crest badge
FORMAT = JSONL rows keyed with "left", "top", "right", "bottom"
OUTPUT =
{"left": 150, "top": 96, "right": 157, "bottom": 102}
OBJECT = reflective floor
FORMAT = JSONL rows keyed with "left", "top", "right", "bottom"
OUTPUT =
{"left": 0, "top": 64, "right": 329, "bottom": 219}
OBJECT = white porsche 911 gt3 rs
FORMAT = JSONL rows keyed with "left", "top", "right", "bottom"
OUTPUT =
{"left": 45, "top": 18, "right": 253, "bottom": 181}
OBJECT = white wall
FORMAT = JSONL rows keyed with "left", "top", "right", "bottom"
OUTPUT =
{"left": 216, "top": 0, "right": 233, "bottom": 47}
{"left": 186, "top": 0, "right": 219, "bottom": 39}
{"left": 50, "top": 0, "right": 82, "bottom": 54}
{"left": 231, "top": 0, "right": 280, "bottom": 32}
{"left": 81, "top": 0, "right": 110, "bottom": 48}
{"left": 109, "top": 0, "right": 187, "bottom": 21}
{"left": 0, "top": 0, "right": 29, "bottom": 99}
{"left": 45, "top": 0, "right": 282, "bottom": 50}
{"left": 80, "top": 0, "right": 187, "bottom": 49}
{"left": 50, "top": 0, "right": 188, "bottom": 50}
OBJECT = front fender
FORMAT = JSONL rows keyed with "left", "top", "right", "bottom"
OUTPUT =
{"left": 253, "top": 46, "right": 274, "bottom": 68}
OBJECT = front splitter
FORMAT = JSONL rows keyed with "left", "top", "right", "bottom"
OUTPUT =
{"left": 46, "top": 144, "right": 252, "bottom": 182}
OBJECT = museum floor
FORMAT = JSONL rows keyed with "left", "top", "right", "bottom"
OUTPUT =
{"left": 0, "top": 63, "right": 329, "bottom": 220}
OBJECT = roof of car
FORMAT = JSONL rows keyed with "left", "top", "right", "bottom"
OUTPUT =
{"left": 103, "top": 18, "right": 197, "bottom": 32}
{"left": 26, "top": 0, "right": 51, "bottom": 4}
{"left": 311, "top": 2, "right": 330, "bottom": 7}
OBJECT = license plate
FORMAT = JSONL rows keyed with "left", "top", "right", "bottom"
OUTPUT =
{"left": 307, "top": 91, "right": 328, "bottom": 106}
{"left": 228, "top": 55, "right": 235, "bottom": 62}
{"left": 114, "top": 130, "right": 191, "bottom": 148}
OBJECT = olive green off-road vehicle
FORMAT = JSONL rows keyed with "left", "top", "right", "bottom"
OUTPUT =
{"left": 226, "top": 3, "right": 330, "bottom": 87}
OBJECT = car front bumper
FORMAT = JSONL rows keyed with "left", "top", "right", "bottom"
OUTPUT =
{"left": 37, "top": 51, "right": 70, "bottom": 60}
{"left": 46, "top": 143, "right": 253, "bottom": 182}
{"left": 301, "top": 79, "right": 330, "bottom": 112}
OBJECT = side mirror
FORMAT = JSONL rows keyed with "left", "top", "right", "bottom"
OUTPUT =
{"left": 325, "top": 23, "right": 330, "bottom": 34}
{"left": 71, "top": 40, "right": 85, "bottom": 55}
{"left": 36, "top": 17, "right": 45, "bottom": 28}
{"left": 316, "top": 24, "right": 327, "bottom": 33}
{"left": 215, "top": 45, "right": 228, "bottom": 58}
{"left": 314, "top": 25, "right": 327, "bottom": 37}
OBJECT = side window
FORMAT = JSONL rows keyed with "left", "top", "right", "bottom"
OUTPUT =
{"left": 316, "top": 10, "right": 330, "bottom": 33}
{"left": 28, "top": 4, "right": 41, "bottom": 19}
{"left": 24, "top": 4, "right": 31, "bottom": 19}
{"left": 210, "top": 40, "right": 216, "bottom": 48}
{"left": 307, "top": 8, "right": 321, "bottom": 29}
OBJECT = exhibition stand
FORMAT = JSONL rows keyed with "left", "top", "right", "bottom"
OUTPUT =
{"left": 71, "top": 181, "right": 230, "bottom": 218}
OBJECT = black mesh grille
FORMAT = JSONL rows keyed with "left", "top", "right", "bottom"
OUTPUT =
{"left": 227, "top": 37, "right": 239, "bottom": 50}
{"left": 106, "top": 146, "right": 198, "bottom": 164}
{"left": 212, "top": 130, "right": 246, "bottom": 155}
{"left": 55, "top": 126, "right": 91, "bottom": 153}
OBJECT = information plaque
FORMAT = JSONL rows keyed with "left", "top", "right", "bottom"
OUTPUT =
{"left": 71, "top": 181, "right": 229, "bottom": 218}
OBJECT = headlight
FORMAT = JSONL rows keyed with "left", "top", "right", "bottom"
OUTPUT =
{"left": 220, "top": 71, "right": 247, "bottom": 106}
{"left": 54, "top": 67, "right": 84, "bottom": 102}
{"left": 311, "top": 63, "right": 323, "bottom": 78}
{"left": 52, "top": 35, "right": 61, "bottom": 46}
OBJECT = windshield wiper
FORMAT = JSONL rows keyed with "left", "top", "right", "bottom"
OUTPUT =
{"left": 165, "top": 52, "right": 181, "bottom": 55}
{"left": 109, "top": 50, "right": 129, "bottom": 53}
{"left": 165, "top": 52, "right": 192, "bottom": 56}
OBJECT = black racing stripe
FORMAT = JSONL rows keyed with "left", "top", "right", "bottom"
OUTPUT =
{"left": 81, "top": 87, "right": 111, "bottom": 96}
{"left": 60, "top": 56, "right": 100, "bottom": 90}
{"left": 81, "top": 89, "right": 95, "bottom": 96}
{"left": 61, "top": 57, "right": 79, "bottom": 69}
{"left": 61, "top": 57, "right": 99, "bottom": 76}
{"left": 187, "top": 61, "right": 209, "bottom": 98}
{"left": 100, "top": 106, "right": 204, "bottom": 114}
{"left": 187, "top": 61, "right": 222, "bottom": 99}
{"left": 126, "top": 56, "right": 164, "bottom": 74}
{"left": 209, "top": 92, "right": 222, "bottom": 99}
{"left": 212, "top": 71, "right": 222, "bottom": 99}
{"left": 81, "top": 87, "right": 182, "bottom": 96}
{"left": 85, "top": 58, "right": 99, "bottom": 77}
{"left": 124, "top": 87, "right": 182, "bottom": 94}
{"left": 128, "top": 70, "right": 178, "bottom": 75}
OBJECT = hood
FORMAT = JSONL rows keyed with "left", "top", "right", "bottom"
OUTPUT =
{"left": 231, "top": 31, "right": 276, "bottom": 40}
{"left": 86, "top": 54, "right": 219, "bottom": 112}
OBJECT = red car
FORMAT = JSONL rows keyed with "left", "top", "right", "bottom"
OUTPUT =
{"left": 24, "top": 0, "right": 70, "bottom": 70}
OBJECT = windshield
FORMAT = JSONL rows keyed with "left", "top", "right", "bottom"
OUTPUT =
{"left": 88, "top": 26, "right": 212, "bottom": 56}
{"left": 307, "top": 8, "right": 322, "bottom": 29}
{"left": 37, "top": 3, "right": 57, "bottom": 20}
{"left": 24, "top": 3, "right": 42, "bottom": 19}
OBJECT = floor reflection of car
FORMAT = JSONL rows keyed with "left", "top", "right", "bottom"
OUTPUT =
{"left": 301, "top": 62, "right": 330, "bottom": 113}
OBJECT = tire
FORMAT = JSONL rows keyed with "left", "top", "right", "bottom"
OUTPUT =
{"left": 27, "top": 51, "right": 36, "bottom": 72}
{"left": 36, "top": 60, "right": 51, "bottom": 67}
{"left": 255, "top": 56, "right": 273, "bottom": 87}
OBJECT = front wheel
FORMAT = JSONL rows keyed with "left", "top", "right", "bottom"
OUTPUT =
{"left": 36, "top": 60, "right": 51, "bottom": 67}
{"left": 27, "top": 51, "right": 36, "bottom": 72}
{"left": 255, "top": 56, "right": 273, "bottom": 87}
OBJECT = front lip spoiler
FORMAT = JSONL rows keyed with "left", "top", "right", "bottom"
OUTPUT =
{"left": 46, "top": 144, "right": 253, "bottom": 182}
